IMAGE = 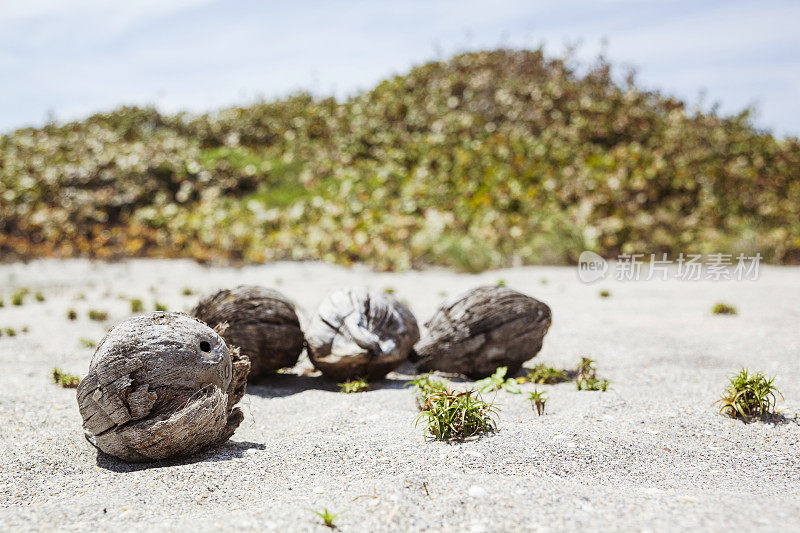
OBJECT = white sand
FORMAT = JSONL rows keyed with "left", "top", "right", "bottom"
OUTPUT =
{"left": 0, "top": 259, "right": 798, "bottom": 531}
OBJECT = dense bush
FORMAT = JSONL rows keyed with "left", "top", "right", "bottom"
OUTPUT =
{"left": 1, "top": 49, "right": 798, "bottom": 270}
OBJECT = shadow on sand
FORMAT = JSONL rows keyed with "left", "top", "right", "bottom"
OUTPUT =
{"left": 245, "top": 372, "right": 415, "bottom": 397}
{"left": 95, "top": 440, "right": 266, "bottom": 472}
{"left": 245, "top": 359, "right": 434, "bottom": 397}
{"left": 751, "top": 412, "right": 799, "bottom": 426}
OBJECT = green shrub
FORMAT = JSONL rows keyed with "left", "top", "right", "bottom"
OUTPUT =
{"left": 475, "top": 366, "right": 521, "bottom": 394}
{"left": 407, "top": 373, "right": 449, "bottom": 409}
{"left": 66, "top": 309, "right": 77, "bottom": 320}
{"left": 88, "top": 310, "right": 108, "bottom": 321}
{"left": 712, "top": 303, "right": 737, "bottom": 315}
{"left": 575, "top": 357, "right": 610, "bottom": 391}
{"left": 338, "top": 378, "right": 369, "bottom": 393}
{"left": 415, "top": 387, "right": 498, "bottom": 441}
{"left": 528, "top": 389, "right": 547, "bottom": 415}
{"left": 11, "top": 290, "right": 25, "bottom": 306}
{"left": 79, "top": 337, "right": 96, "bottom": 348}
{"left": 310, "top": 508, "right": 340, "bottom": 528}
{"left": 154, "top": 302, "right": 167, "bottom": 312}
{"left": 523, "top": 364, "right": 569, "bottom": 384}
{"left": 0, "top": 49, "right": 798, "bottom": 270}
{"left": 129, "top": 298, "right": 144, "bottom": 313}
{"left": 52, "top": 368, "right": 80, "bottom": 388}
{"left": 576, "top": 357, "right": 597, "bottom": 380}
{"left": 576, "top": 378, "right": 610, "bottom": 391}
{"left": 715, "top": 369, "right": 782, "bottom": 421}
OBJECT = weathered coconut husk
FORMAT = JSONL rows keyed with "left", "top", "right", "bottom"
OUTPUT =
{"left": 306, "top": 287, "right": 420, "bottom": 381}
{"left": 76, "top": 312, "right": 250, "bottom": 462}
{"left": 414, "top": 286, "right": 551, "bottom": 379}
{"left": 191, "top": 286, "right": 304, "bottom": 380}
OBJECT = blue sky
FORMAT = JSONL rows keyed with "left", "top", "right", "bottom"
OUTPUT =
{"left": 1, "top": 0, "right": 798, "bottom": 135}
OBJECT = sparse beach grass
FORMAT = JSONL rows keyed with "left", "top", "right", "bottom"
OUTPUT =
{"left": 716, "top": 369, "right": 782, "bottom": 421}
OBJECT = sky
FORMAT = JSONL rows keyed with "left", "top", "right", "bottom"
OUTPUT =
{"left": 1, "top": 0, "right": 798, "bottom": 136}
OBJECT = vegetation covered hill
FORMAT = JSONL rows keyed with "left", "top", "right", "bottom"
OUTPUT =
{"left": 1, "top": 49, "right": 798, "bottom": 270}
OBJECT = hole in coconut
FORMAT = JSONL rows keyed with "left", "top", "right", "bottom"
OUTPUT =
{"left": 199, "top": 341, "right": 211, "bottom": 353}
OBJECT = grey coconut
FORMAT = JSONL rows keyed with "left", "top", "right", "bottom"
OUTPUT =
{"left": 191, "top": 285, "right": 304, "bottom": 380}
{"left": 414, "top": 285, "right": 552, "bottom": 378}
{"left": 306, "top": 287, "right": 420, "bottom": 381}
{"left": 76, "top": 312, "right": 250, "bottom": 462}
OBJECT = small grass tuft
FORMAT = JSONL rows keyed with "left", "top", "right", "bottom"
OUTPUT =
{"left": 11, "top": 289, "right": 26, "bottom": 306}
{"left": 415, "top": 387, "right": 498, "bottom": 441}
{"left": 576, "top": 378, "right": 610, "bottom": 391}
{"left": 599, "top": 289, "right": 610, "bottom": 298}
{"left": 475, "top": 366, "right": 521, "bottom": 394}
{"left": 79, "top": 337, "right": 97, "bottom": 348}
{"left": 338, "top": 377, "right": 369, "bottom": 393}
{"left": 407, "top": 373, "right": 449, "bottom": 409}
{"left": 34, "top": 291, "right": 45, "bottom": 302}
{"left": 66, "top": 309, "right": 78, "bottom": 320}
{"left": 383, "top": 287, "right": 395, "bottom": 294}
{"left": 522, "top": 364, "right": 569, "bottom": 384}
{"left": 528, "top": 389, "right": 547, "bottom": 415}
{"left": 496, "top": 279, "right": 506, "bottom": 286}
{"left": 88, "top": 309, "right": 108, "bottom": 321}
{"left": 129, "top": 298, "right": 144, "bottom": 313}
{"left": 310, "top": 508, "right": 340, "bottom": 528}
{"left": 575, "top": 357, "right": 610, "bottom": 391}
{"left": 52, "top": 368, "right": 80, "bottom": 388}
{"left": 4, "top": 327, "right": 16, "bottom": 337}
{"left": 712, "top": 302, "right": 737, "bottom": 315}
{"left": 576, "top": 357, "right": 597, "bottom": 381}
{"left": 154, "top": 302, "right": 167, "bottom": 312}
{"left": 181, "top": 287, "right": 195, "bottom": 296}
{"left": 0, "top": 297, "right": 4, "bottom": 307}
{"left": 715, "top": 369, "right": 782, "bottom": 421}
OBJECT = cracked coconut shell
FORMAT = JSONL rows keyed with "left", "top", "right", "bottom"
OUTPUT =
{"left": 306, "top": 287, "right": 420, "bottom": 381}
{"left": 414, "top": 286, "right": 551, "bottom": 378}
{"left": 76, "top": 312, "right": 250, "bottom": 462}
{"left": 191, "top": 286, "right": 305, "bottom": 380}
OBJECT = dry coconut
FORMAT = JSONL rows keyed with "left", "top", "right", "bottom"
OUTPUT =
{"left": 414, "top": 285, "right": 551, "bottom": 378}
{"left": 306, "top": 287, "right": 420, "bottom": 381}
{"left": 191, "top": 285, "right": 304, "bottom": 380}
{"left": 76, "top": 312, "right": 249, "bottom": 462}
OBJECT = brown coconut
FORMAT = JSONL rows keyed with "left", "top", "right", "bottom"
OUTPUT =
{"left": 76, "top": 312, "right": 250, "bottom": 462}
{"left": 414, "top": 286, "right": 551, "bottom": 378}
{"left": 191, "top": 285, "right": 305, "bottom": 380}
{"left": 305, "top": 287, "right": 420, "bottom": 381}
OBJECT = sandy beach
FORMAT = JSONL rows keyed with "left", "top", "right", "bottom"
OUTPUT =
{"left": 0, "top": 259, "right": 798, "bottom": 531}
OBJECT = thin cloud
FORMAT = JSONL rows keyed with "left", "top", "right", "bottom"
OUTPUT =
{"left": 0, "top": 0, "right": 797, "bottom": 135}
